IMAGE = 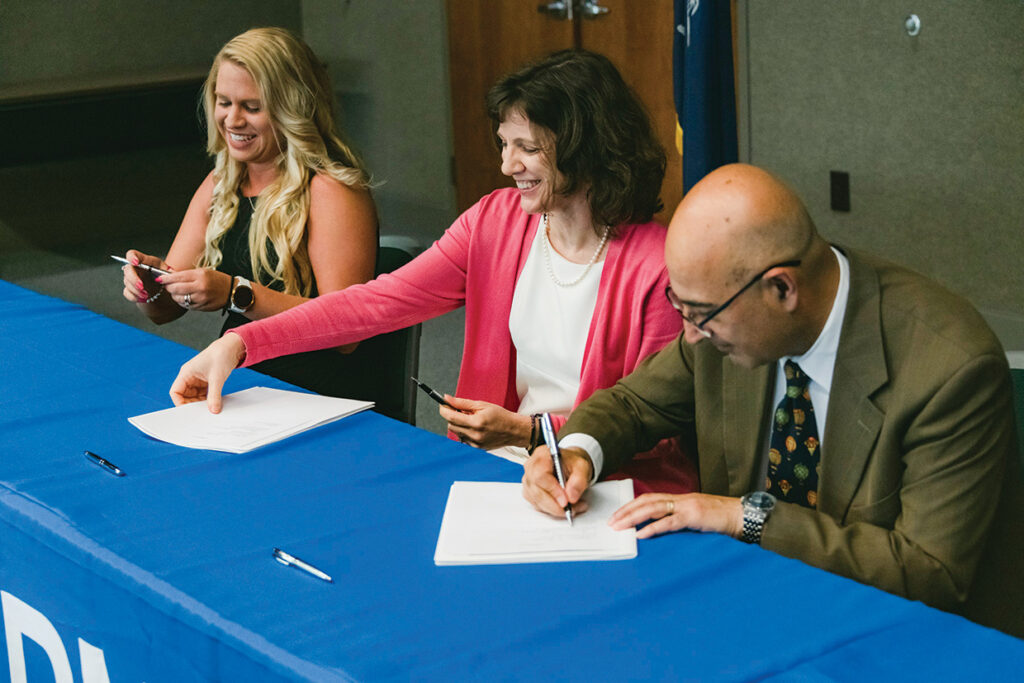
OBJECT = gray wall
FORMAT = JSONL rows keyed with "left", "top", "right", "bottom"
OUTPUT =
{"left": 737, "top": 0, "right": 1024, "bottom": 347}
{"left": 0, "top": 1, "right": 301, "bottom": 93}
{"left": 0, "top": 1, "right": 303, "bottom": 255}
{"left": 301, "top": 0, "right": 457, "bottom": 248}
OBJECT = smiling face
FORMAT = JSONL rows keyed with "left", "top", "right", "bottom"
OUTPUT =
{"left": 213, "top": 60, "right": 280, "bottom": 167}
{"left": 496, "top": 110, "right": 566, "bottom": 215}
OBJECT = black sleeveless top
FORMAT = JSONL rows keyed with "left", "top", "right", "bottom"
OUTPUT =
{"left": 217, "top": 194, "right": 399, "bottom": 418}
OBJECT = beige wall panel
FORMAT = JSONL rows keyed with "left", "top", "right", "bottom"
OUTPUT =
{"left": 741, "top": 0, "right": 1023, "bottom": 339}
{"left": 302, "top": 0, "right": 456, "bottom": 246}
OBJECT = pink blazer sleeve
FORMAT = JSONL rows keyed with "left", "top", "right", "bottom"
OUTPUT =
{"left": 233, "top": 203, "right": 484, "bottom": 367}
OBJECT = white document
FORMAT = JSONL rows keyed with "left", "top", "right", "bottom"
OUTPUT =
{"left": 434, "top": 479, "right": 636, "bottom": 565}
{"left": 128, "top": 386, "right": 373, "bottom": 453}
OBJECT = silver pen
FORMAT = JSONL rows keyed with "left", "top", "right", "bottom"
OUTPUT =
{"left": 540, "top": 412, "right": 574, "bottom": 526}
{"left": 110, "top": 255, "right": 171, "bottom": 277}
{"left": 84, "top": 450, "right": 125, "bottom": 477}
{"left": 273, "top": 548, "right": 333, "bottom": 583}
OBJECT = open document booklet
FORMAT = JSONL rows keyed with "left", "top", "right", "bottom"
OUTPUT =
{"left": 434, "top": 479, "right": 637, "bottom": 565}
{"left": 128, "top": 386, "right": 373, "bottom": 453}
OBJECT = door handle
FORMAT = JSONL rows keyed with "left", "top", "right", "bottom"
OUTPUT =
{"left": 537, "top": 1, "right": 574, "bottom": 21}
{"left": 579, "top": 0, "right": 610, "bottom": 19}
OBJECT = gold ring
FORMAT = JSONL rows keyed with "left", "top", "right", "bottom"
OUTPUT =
{"left": 666, "top": 499, "right": 674, "bottom": 516}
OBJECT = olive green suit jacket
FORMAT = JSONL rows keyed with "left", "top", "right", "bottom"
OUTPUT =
{"left": 563, "top": 248, "right": 1016, "bottom": 613}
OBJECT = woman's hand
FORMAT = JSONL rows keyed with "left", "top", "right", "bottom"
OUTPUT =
{"left": 155, "top": 268, "right": 234, "bottom": 312}
{"left": 439, "top": 396, "right": 533, "bottom": 451}
{"left": 169, "top": 333, "right": 247, "bottom": 412}
{"left": 121, "top": 249, "right": 170, "bottom": 303}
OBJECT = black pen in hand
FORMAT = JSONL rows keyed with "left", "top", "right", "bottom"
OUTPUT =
{"left": 540, "top": 412, "right": 573, "bottom": 526}
{"left": 411, "top": 377, "right": 455, "bottom": 408}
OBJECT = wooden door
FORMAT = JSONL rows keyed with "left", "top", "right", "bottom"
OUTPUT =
{"left": 446, "top": 0, "right": 680, "bottom": 226}
{"left": 582, "top": 0, "right": 680, "bottom": 225}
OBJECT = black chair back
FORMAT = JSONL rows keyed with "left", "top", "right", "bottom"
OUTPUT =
{"left": 365, "top": 245, "right": 422, "bottom": 424}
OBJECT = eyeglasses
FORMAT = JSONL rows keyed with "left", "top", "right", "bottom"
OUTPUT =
{"left": 665, "top": 260, "right": 802, "bottom": 338}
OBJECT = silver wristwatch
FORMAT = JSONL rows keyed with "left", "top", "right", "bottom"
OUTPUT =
{"left": 740, "top": 491, "right": 776, "bottom": 545}
{"left": 228, "top": 276, "right": 255, "bottom": 314}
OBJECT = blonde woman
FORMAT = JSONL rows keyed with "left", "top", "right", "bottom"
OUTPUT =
{"left": 122, "top": 28, "right": 379, "bottom": 404}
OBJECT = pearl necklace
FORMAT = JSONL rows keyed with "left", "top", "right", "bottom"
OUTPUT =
{"left": 540, "top": 213, "right": 611, "bottom": 288}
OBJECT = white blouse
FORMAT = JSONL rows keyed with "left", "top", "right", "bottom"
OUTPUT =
{"left": 509, "top": 225, "right": 603, "bottom": 418}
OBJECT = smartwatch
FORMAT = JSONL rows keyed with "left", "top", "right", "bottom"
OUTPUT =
{"left": 740, "top": 491, "right": 776, "bottom": 545}
{"left": 228, "top": 276, "right": 255, "bottom": 314}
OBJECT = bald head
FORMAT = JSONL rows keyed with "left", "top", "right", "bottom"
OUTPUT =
{"left": 667, "top": 164, "right": 820, "bottom": 287}
{"left": 664, "top": 164, "right": 839, "bottom": 362}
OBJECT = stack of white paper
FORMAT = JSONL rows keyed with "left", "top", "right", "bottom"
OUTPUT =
{"left": 434, "top": 479, "right": 636, "bottom": 565}
{"left": 128, "top": 386, "right": 373, "bottom": 453}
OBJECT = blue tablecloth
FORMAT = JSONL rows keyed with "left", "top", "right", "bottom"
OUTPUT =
{"left": 1, "top": 278, "right": 1021, "bottom": 681}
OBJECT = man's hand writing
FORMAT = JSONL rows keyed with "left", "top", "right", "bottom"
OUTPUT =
{"left": 522, "top": 446, "right": 593, "bottom": 517}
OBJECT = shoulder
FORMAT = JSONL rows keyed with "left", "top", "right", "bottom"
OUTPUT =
{"left": 309, "top": 173, "right": 373, "bottom": 209}
{"left": 463, "top": 187, "right": 523, "bottom": 222}
{"left": 845, "top": 247, "right": 1005, "bottom": 378}
{"left": 307, "top": 173, "right": 377, "bottom": 234}
{"left": 606, "top": 220, "right": 670, "bottom": 282}
{"left": 194, "top": 171, "right": 217, "bottom": 203}
{"left": 615, "top": 220, "right": 669, "bottom": 253}
{"left": 451, "top": 187, "right": 530, "bottom": 242}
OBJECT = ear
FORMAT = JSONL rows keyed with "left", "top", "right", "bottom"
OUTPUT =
{"left": 764, "top": 269, "right": 798, "bottom": 312}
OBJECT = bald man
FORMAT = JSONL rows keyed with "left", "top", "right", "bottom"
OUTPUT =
{"left": 523, "top": 163, "right": 1016, "bottom": 612}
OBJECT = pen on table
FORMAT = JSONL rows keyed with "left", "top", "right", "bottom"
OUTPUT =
{"left": 110, "top": 255, "right": 171, "bottom": 277}
{"left": 83, "top": 450, "right": 125, "bottom": 477}
{"left": 411, "top": 376, "right": 455, "bottom": 409}
{"left": 273, "top": 548, "right": 333, "bottom": 583}
{"left": 540, "top": 412, "right": 574, "bottom": 526}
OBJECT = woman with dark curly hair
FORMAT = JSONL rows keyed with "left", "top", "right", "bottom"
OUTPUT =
{"left": 169, "top": 49, "right": 697, "bottom": 494}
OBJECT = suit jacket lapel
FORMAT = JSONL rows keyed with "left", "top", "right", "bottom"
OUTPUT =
{"left": 820, "top": 249, "right": 888, "bottom": 518}
{"left": 722, "top": 360, "right": 774, "bottom": 496}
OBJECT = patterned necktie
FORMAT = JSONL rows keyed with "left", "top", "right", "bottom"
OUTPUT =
{"left": 766, "top": 360, "right": 821, "bottom": 508}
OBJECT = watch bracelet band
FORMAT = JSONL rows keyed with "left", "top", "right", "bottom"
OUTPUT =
{"left": 741, "top": 515, "right": 765, "bottom": 544}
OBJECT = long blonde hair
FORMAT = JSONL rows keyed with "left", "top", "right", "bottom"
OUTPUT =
{"left": 198, "top": 27, "right": 371, "bottom": 295}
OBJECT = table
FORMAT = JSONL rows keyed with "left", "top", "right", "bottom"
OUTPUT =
{"left": 1, "top": 278, "right": 1021, "bottom": 681}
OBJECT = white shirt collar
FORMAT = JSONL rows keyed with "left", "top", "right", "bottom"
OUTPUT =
{"left": 782, "top": 246, "right": 850, "bottom": 393}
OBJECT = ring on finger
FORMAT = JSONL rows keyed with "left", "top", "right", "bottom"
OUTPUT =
{"left": 665, "top": 499, "right": 675, "bottom": 516}
{"left": 184, "top": 292, "right": 192, "bottom": 308}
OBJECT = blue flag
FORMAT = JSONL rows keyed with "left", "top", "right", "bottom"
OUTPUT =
{"left": 674, "top": 0, "right": 738, "bottom": 193}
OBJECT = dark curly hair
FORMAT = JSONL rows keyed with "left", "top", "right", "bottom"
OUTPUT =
{"left": 486, "top": 49, "right": 666, "bottom": 233}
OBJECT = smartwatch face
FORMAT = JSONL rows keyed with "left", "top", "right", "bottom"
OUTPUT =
{"left": 234, "top": 285, "right": 254, "bottom": 309}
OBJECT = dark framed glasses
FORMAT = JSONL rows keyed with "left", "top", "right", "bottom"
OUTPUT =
{"left": 665, "top": 260, "right": 802, "bottom": 338}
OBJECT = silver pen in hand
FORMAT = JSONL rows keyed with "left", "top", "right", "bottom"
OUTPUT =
{"left": 110, "top": 255, "right": 171, "bottom": 277}
{"left": 540, "top": 412, "right": 573, "bottom": 526}
{"left": 273, "top": 548, "right": 333, "bottom": 583}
